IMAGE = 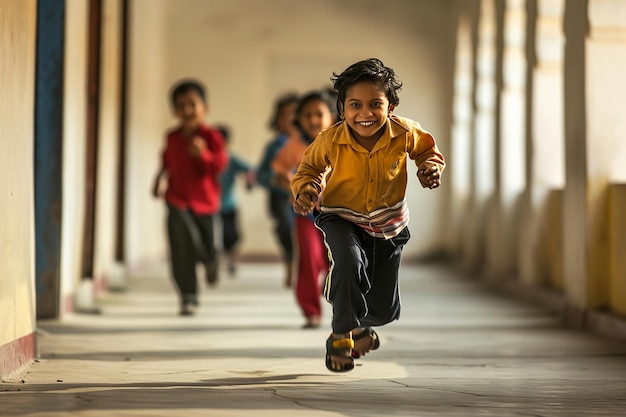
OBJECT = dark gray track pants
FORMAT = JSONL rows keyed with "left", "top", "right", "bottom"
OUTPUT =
{"left": 167, "top": 204, "right": 217, "bottom": 305}
{"left": 315, "top": 213, "right": 410, "bottom": 334}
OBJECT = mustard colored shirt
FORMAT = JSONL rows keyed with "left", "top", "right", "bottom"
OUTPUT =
{"left": 291, "top": 114, "right": 445, "bottom": 237}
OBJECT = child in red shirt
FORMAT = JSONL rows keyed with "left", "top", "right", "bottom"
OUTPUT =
{"left": 152, "top": 79, "right": 228, "bottom": 316}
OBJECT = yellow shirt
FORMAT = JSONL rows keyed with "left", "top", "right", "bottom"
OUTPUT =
{"left": 291, "top": 114, "right": 445, "bottom": 216}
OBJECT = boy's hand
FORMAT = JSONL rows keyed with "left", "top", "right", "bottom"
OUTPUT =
{"left": 188, "top": 136, "right": 207, "bottom": 157}
{"left": 244, "top": 170, "right": 256, "bottom": 191}
{"left": 152, "top": 181, "right": 163, "bottom": 198}
{"left": 293, "top": 191, "right": 318, "bottom": 216}
{"left": 152, "top": 171, "right": 166, "bottom": 198}
{"left": 417, "top": 162, "right": 441, "bottom": 189}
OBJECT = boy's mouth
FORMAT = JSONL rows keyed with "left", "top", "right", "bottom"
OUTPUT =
{"left": 357, "top": 121, "right": 376, "bottom": 127}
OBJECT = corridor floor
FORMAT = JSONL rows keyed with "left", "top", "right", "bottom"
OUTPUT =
{"left": 1, "top": 262, "right": 626, "bottom": 417}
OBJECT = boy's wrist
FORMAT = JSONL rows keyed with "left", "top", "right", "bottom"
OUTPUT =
{"left": 298, "top": 184, "right": 319, "bottom": 198}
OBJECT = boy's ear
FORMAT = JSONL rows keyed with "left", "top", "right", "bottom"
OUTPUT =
{"left": 338, "top": 102, "right": 344, "bottom": 119}
{"left": 388, "top": 104, "right": 396, "bottom": 115}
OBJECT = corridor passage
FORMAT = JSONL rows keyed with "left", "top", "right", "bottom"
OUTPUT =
{"left": 1, "top": 262, "right": 625, "bottom": 417}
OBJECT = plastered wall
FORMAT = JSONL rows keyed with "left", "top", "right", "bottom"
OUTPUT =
{"left": 0, "top": 0, "right": 37, "bottom": 346}
{"left": 126, "top": 0, "right": 455, "bottom": 264}
{"left": 60, "top": 0, "right": 89, "bottom": 312}
{"left": 94, "top": 0, "right": 123, "bottom": 281}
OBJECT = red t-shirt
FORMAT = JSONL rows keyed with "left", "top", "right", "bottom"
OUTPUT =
{"left": 161, "top": 124, "right": 228, "bottom": 215}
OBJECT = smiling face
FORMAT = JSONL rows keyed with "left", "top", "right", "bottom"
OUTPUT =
{"left": 342, "top": 81, "right": 394, "bottom": 143}
{"left": 298, "top": 98, "right": 334, "bottom": 141}
{"left": 173, "top": 90, "right": 207, "bottom": 133}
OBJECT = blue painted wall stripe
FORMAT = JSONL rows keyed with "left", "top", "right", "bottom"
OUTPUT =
{"left": 34, "top": 1, "right": 65, "bottom": 319}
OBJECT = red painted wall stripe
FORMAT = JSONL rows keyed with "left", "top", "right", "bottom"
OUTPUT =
{"left": 0, "top": 332, "right": 37, "bottom": 380}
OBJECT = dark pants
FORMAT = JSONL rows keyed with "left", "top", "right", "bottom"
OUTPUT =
{"left": 167, "top": 204, "right": 217, "bottom": 305}
{"left": 269, "top": 191, "right": 294, "bottom": 262}
{"left": 315, "top": 213, "right": 410, "bottom": 334}
{"left": 220, "top": 210, "right": 239, "bottom": 253}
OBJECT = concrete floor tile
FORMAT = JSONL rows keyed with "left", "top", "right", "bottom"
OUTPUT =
{"left": 1, "top": 262, "right": 625, "bottom": 417}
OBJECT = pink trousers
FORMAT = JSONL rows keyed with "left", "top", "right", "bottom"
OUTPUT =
{"left": 294, "top": 216, "right": 329, "bottom": 319}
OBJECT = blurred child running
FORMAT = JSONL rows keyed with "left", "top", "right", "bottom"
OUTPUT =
{"left": 256, "top": 93, "right": 299, "bottom": 288}
{"left": 272, "top": 90, "right": 335, "bottom": 329}
{"left": 152, "top": 79, "right": 228, "bottom": 316}
{"left": 216, "top": 124, "right": 255, "bottom": 276}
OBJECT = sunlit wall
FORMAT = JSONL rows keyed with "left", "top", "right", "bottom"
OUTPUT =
{"left": 126, "top": 0, "right": 456, "bottom": 264}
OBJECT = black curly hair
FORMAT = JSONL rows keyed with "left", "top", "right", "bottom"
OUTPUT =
{"left": 268, "top": 92, "right": 299, "bottom": 131}
{"left": 330, "top": 58, "right": 402, "bottom": 116}
{"left": 170, "top": 79, "right": 207, "bottom": 106}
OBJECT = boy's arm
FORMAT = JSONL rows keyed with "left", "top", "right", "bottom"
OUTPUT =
{"left": 231, "top": 154, "right": 252, "bottom": 173}
{"left": 270, "top": 136, "right": 296, "bottom": 178}
{"left": 270, "top": 136, "right": 300, "bottom": 191}
{"left": 194, "top": 131, "right": 229, "bottom": 175}
{"left": 256, "top": 142, "right": 277, "bottom": 188}
{"left": 231, "top": 154, "right": 256, "bottom": 189}
{"left": 152, "top": 140, "right": 168, "bottom": 198}
{"left": 408, "top": 129, "right": 445, "bottom": 189}
{"left": 151, "top": 168, "right": 166, "bottom": 198}
{"left": 290, "top": 138, "right": 329, "bottom": 208}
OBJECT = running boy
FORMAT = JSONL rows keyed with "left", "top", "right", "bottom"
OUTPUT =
{"left": 271, "top": 91, "right": 334, "bottom": 329}
{"left": 290, "top": 58, "right": 445, "bottom": 372}
{"left": 152, "top": 79, "right": 228, "bottom": 316}
{"left": 256, "top": 93, "right": 299, "bottom": 288}
{"left": 216, "top": 124, "right": 255, "bottom": 275}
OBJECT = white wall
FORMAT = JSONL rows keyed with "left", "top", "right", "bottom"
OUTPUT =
{"left": 126, "top": 0, "right": 170, "bottom": 264}
{"left": 94, "top": 0, "right": 123, "bottom": 281}
{"left": 127, "top": 0, "right": 454, "bottom": 264}
{"left": 61, "top": 0, "right": 89, "bottom": 312}
{"left": 0, "top": 0, "right": 37, "bottom": 345}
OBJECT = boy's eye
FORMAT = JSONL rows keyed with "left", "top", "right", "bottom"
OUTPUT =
{"left": 371, "top": 102, "right": 382, "bottom": 108}
{"left": 350, "top": 103, "right": 360, "bottom": 108}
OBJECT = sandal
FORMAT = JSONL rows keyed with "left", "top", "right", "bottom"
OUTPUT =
{"left": 351, "top": 327, "right": 380, "bottom": 359}
{"left": 325, "top": 334, "right": 355, "bottom": 372}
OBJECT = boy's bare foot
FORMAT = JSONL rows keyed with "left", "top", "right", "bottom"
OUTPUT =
{"left": 205, "top": 259, "right": 218, "bottom": 287}
{"left": 284, "top": 262, "right": 293, "bottom": 288}
{"left": 179, "top": 303, "right": 196, "bottom": 316}
{"left": 302, "top": 316, "right": 321, "bottom": 329}
{"left": 226, "top": 252, "right": 237, "bottom": 277}
{"left": 325, "top": 333, "right": 354, "bottom": 372}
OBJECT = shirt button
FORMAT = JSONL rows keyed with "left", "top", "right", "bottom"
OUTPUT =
{"left": 369, "top": 178, "right": 374, "bottom": 183}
